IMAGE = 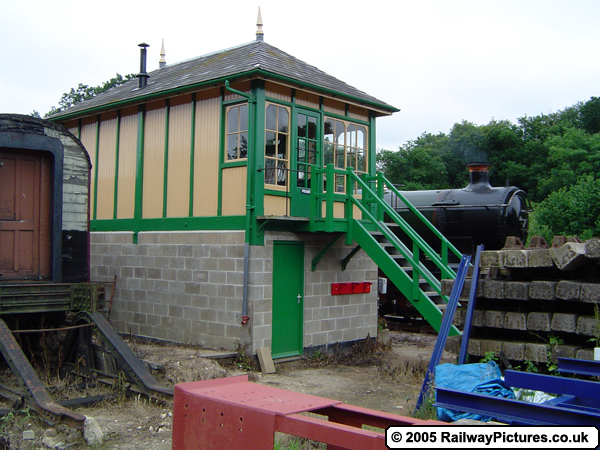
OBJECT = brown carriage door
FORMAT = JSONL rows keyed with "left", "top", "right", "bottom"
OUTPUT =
{"left": 0, "top": 150, "right": 52, "bottom": 280}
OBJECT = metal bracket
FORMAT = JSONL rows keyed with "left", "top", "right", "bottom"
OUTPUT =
{"left": 341, "top": 245, "right": 361, "bottom": 271}
{"left": 311, "top": 232, "right": 343, "bottom": 271}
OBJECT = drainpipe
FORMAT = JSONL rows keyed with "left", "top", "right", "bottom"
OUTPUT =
{"left": 224, "top": 80, "right": 255, "bottom": 326}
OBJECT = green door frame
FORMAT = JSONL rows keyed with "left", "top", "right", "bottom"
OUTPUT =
{"left": 271, "top": 241, "right": 304, "bottom": 358}
{"left": 290, "top": 108, "right": 321, "bottom": 217}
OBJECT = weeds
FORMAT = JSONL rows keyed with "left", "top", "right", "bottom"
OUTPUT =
{"left": 307, "top": 335, "right": 391, "bottom": 368}
{"left": 233, "top": 341, "right": 257, "bottom": 372}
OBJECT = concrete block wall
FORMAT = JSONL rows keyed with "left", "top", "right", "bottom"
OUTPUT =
{"left": 91, "top": 231, "right": 248, "bottom": 350}
{"left": 247, "top": 231, "right": 378, "bottom": 354}
{"left": 91, "top": 230, "right": 378, "bottom": 355}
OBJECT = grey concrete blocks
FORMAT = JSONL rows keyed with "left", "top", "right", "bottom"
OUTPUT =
{"left": 556, "top": 281, "right": 582, "bottom": 300}
{"left": 524, "top": 343, "right": 548, "bottom": 363}
{"left": 580, "top": 284, "right": 600, "bottom": 303}
{"left": 504, "top": 312, "right": 527, "bottom": 330}
{"left": 550, "top": 313, "right": 579, "bottom": 332}
{"left": 504, "top": 282, "right": 529, "bottom": 300}
{"left": 529, "top": 281, "right": 557, "bottom": 300}
{"left": 527, "top": 312, "right": 552, "bottom": 331}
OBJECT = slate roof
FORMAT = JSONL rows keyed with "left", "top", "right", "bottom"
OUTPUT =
{"left": 50, "top": 40, "right": 398, "bottom": 119}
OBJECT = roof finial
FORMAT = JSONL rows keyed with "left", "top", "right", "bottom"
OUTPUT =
{"left": 256, "top": 7, "right": 264, "bottom": 41}
{"left": 159, "top": 38, "right": 167, "bottom": 68}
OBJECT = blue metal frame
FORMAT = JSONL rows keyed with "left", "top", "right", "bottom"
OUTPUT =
{"left": 414, "top": 255, "right": 470, "bottom": 412}
{"left": 458, "top": 244, "right": 484, "bottom": 364}
{"left": 435, "top": 387, "right": 600, "bottom": 425}
{"left": 557, "top": 357, "right": 600, "bottom": 377}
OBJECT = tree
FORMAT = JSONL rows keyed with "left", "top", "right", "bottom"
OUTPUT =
{"left": 43, "top": 73, "right": 135, "bottom": 118}
{"left": 531, "top": 175, "right": 600, "bottom": 241}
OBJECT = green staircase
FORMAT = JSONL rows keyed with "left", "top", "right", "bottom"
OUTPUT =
{"left": 310, "top": 165, "right": 464, "bottom": 335}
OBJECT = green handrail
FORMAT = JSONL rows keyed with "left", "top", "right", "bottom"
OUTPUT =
{"left": 311, "top": 165, "right": 461, "bottom": 281}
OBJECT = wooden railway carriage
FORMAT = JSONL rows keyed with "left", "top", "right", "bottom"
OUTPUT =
{"left": 50, "top": 29, "right": 454, "bottom": 359}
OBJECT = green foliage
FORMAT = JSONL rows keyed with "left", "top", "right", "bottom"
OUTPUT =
{"left": 44, "top": 73, "right": 135, "bottom": 117}
{"left": 479, "top": 351, "right": 498, "bottom": 364}
{"left": 531, "top": 175, "right": 600, "bottom": 240}
{"left": 378, "top": 96, "right": 600, "bottom": 239}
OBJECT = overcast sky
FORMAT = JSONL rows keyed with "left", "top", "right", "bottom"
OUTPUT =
{"left": 2, "top": 0, "right": 599, "bottom": 150}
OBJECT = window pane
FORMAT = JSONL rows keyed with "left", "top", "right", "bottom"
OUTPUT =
{"left": 276, "top": 160, "right": 287, "bottom": 186}
{"left": 348, "top": 124, "right": 357, "bottom": 147}
{"left": 298, "top": 139, "right": 306, "bottom": 162}
{"left": 357, "top": 149, "right": 366, "bottom": 172}
{"left": 335, "top": 145, "right": 345, "bottom": 168}
{"left": 266, "top": 104, "right": 276, "bottom": 131}
{"left": 308, "top": 117, "right": 317, "bottom": 140}
{"left": 278, "top": 107, "right": 289, "bottom": 133}
{"left": 277, "top": 134, "right": 287, "bottom": 159}
{"left": 239, "top": 104, "right": 248, "bottom": 131}
{"left": 335, "top": 121, "right": 345, "bottom": 145}
{"left": 265, "top": 131, "right": 276, "bottom": 157}
{"left": 265, "top": 158, "right": 276, "bottom": 185}
{"left": 308, "top": 141, "right": 316, "bottom": 164}
{"left": 227, "top": 107, "right": 239, "bottom": 133}
{"left": 297, "top": 114, "right": 307, "bottom": 138}
{"left": 323, "top": 142, "right": 334, "bottom": 166}
{"left": 347, "top": 148, "right": 356, "bottom": 169}
{"left": 227, "top": 134, "right": 238, "bottom": 160}
{"left": 239, "top": 132, "right": 248, "bottom": 159}
{"left": 358, "top": 126, "right": 367, "bottom": 149}
{"left": 324, "top": 119, "right": 334, "bottom": 141}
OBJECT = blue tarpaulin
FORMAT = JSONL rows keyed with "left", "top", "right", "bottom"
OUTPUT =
{"left": 435, "top": 361, "right": 515, "bottom": 422}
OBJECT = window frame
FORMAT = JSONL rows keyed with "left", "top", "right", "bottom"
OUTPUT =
{"left": 224, "top": 103, "right": 249, "bottom": 163}
{"left": 264, "top": 102, "right": 291, "bottom": 190}
{"left": 323, "top": 117, "right": 368, "bottom": 193}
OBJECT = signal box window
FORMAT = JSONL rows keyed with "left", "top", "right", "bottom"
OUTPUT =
{"left": 226, "top": 104, "right": 248, "bottom": 161}
{"left": 264, "top": 103, "right": 290, "bottom": 187}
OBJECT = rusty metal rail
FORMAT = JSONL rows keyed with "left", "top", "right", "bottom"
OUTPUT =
{"left": 0, "top": 318, "right": 86, "bottom": 428}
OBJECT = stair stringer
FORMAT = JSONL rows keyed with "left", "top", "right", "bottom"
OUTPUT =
{"left": 352, "top": 219, "right": 460, "bottom": 336}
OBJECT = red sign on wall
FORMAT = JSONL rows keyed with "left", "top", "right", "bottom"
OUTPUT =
{"left": 331, "top": 282, "right": 372, "bottom": 295}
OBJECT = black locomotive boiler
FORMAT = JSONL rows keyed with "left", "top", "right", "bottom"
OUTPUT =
{"left": 385, "top": 163, "right": 530, "bottom": 255}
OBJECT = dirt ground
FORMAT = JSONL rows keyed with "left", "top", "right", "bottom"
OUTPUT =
{"left": 1, "top": 331, "right": 456, "bottom": 449}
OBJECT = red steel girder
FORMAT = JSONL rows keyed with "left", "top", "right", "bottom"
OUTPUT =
{"left": 173, "top": 375, "right": 446, "bottom": 450}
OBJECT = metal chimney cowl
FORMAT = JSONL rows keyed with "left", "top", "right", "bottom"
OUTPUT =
{"left": 137, "top": 43, "right": 150, "bottom": 88}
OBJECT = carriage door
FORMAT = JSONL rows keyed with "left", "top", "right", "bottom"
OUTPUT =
{"left": 290, "top": 110, "right": 320, "bottom": 217}
{"left": 0, "top": 150, "right": 52, "bottom": 280}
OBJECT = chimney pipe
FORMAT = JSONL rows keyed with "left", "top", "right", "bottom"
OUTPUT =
{"left": 465, "top": 163, "right": 491, "bottom": 191}
{"left": 137, "top": 43, "right": 150, "bottom": 88}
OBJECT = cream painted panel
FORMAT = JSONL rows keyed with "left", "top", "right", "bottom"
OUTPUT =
{"left": 221, "top": 166, "right": 247, "bottom": 216}
{"left": 167, "top": 102, "right": 192, "bottom": 217}
{"left": 193, "top": 91, "right": 220, "bottom": 216}
{"left": 321, "top": 201, "right": 346, "bottom": 219}
{"left": 142, "top": 106, "right": 166, "bottom": 218}
{"left": 96, "top": 115, "right": 117, "bottom": 220}
{"left": 263, "top": 195, "right": 290, "bottom": 216}
{"left": 116, "top": 112, "right": 138, "bottom": 219}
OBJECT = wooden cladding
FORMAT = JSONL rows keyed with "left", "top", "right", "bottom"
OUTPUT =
{"left": 76, "top": 91, "right": 224, "bottom": 221}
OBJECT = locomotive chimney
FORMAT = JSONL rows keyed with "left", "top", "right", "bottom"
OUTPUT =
{"left": 465, "top": 163, "right": 491, "bottom": 191}
{"left": 137, "top": 43, "right": 150, "bottom": 88}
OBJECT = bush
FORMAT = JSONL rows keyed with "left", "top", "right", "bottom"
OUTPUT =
{"left": 531, "top": 175, "right": 600, "bottom": 240}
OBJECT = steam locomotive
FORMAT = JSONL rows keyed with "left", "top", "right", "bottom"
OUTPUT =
{"left": 386, "top": 163, "right": 530, "bottom": 255}
{"left": 379, "top": 163, "right": 530, "bottom": 320}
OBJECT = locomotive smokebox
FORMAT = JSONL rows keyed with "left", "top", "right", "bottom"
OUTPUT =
{"left": 386, "top": 163, "right": 530, "bottom": 254}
